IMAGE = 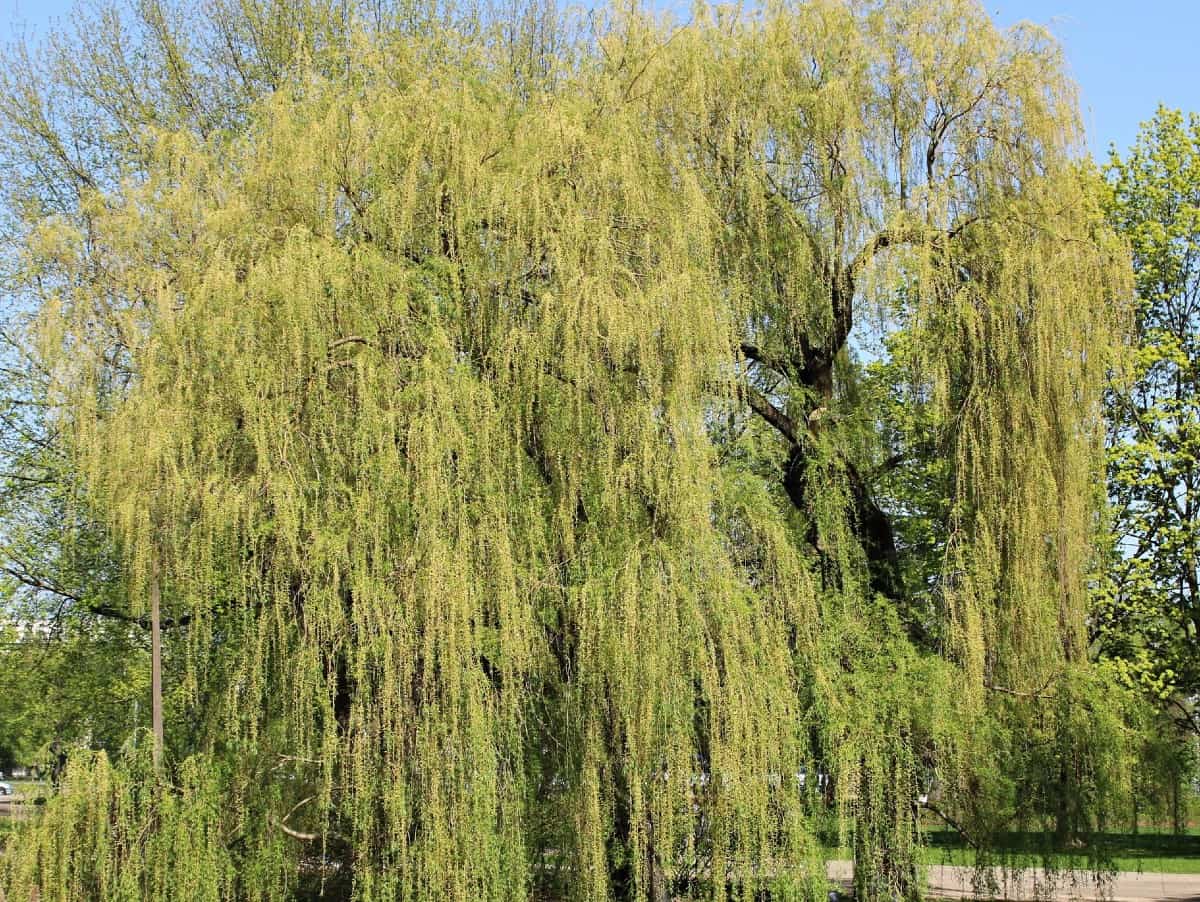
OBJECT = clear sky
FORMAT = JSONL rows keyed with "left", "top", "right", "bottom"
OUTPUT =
{"left": 4, "top": 0, "right": 1197, "bottom": 161}
{"left": 990, "top": 1, "right": 1200, "bottom": 160}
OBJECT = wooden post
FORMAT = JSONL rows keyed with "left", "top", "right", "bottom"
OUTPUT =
{"left": 150, "top": 565, "right": 163, "bottom": 766}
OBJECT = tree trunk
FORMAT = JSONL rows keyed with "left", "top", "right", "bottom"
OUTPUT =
{"left": 1172, "top": 776, "right": 1182, "bottom": 835}
{"left": 150, "top": 567, "right": 163, "bottom": 766}
{"left": 1053, "top": 762, "right": 1072, "bottom": 848}
{"left": 853, "top": 755, "right": 920, "bottom": 902}
{"left": 647, "top": 816, "right": 671, "bottom": 902}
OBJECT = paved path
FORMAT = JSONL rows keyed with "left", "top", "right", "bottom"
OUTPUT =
{"left": 829, "top": 861, "right": 1200, "bottom": 901}
{"left": 0, "top": 794, "right": 30, "bottom": 822}
{"left": 0, "top": 832, "right": 1195, "bottom": 900}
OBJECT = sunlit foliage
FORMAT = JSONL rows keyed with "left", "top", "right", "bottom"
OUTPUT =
{"left": 1101, "top": 107, "right": 1200, "bottom": 727}
{"left": 0, "top": 1, "right": 1132, "bottom": 899}
{"left": 1094, "top": 106, "right": 1200, "bottom": 833}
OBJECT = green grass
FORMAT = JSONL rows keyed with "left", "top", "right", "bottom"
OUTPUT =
{"left": 919, "top": 827, "right": 1200, "bottom": 875}
{"left": 817, "top": 825, "right": 1200, "bottom": 876}
{"left": 921, "top": 845, "right": 1200, "bottom": 875}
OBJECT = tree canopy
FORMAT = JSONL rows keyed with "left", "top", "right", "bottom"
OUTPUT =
{"left": 1101, "top": 107, "right": 1200, "bottom": 730}
{"left": 0, "top": 1, "right": 1138, "bottom": 900}
{"left": 1092, "top": 107, "right": 1200, "bottom": 827}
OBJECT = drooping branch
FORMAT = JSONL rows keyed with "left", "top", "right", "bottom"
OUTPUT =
{"left": 922, "top": 801, "right": 981, "bottom": 851}
{"left": 762, "top": 167, "right": 827, "bottom": 277}
{"left": 150, "top": 563, "right": 163, "bottom": 765}
{"left": 847, "top": 216, "right": 980, "bottom": 282}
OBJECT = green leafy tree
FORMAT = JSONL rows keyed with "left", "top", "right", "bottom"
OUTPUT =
{"left": 0, "top": 306, "right": 153, "bottom": 770}
{"left": 0, "top": 620, "right": 151, "bottom": 772}
{"left": 0, "top": 1, "right": 1134, "bottom": 900}
{"left": 1101, "top": 108, "right": 1200, "bottom": 735}
{"left": 1095, "top": 107, "right": 1200, "bottom": 832}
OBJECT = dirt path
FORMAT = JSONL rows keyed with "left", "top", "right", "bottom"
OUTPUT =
{"left": 828, "top": 861, "right": 1200, "bottom": 901}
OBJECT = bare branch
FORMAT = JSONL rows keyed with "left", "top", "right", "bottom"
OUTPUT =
{"left": 328, "top": 336, "right": 370, "bottom": 352}
{"left": 848, "top": 216, "right": 980, "bottom": 280}
{"left": 274, "top": 819, "right": 320, "bottom": 842}
{"left": 983, "top": 671, "right": 1058, "bottom": 701}
{"left": 922, "top": 800, "right": 981, "bottom": 851}
{"left": 739, "top": 343, "right": 791, "bottom": 377}
{"left": 273, "top": 796, "right": 321, "bottom": 842}
{"left": 739, "top": 384, "right": 798, "bottom": 446}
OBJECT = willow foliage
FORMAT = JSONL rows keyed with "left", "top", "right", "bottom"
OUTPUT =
{"left": 0, "top": 1, "right": 1131, "bottom": 900}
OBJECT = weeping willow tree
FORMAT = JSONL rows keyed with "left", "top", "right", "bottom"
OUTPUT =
{"left": 0, "top": 0, "right": 1133, "bottom": 900}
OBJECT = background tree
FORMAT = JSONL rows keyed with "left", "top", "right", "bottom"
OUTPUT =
{"left": 1097, "top": 106, "right": 1200, "bottom": 829}
{"left": 0, "top": 305, "right": 152, "bottom": 770}
{"left": 1101, "top": 107, "right": 1200, "bottom": 730}
{"left": 0, "top": 2, "right": 1134, "bottom": 900}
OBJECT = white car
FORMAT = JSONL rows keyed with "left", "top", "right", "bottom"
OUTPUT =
{"left": 0, "top": 781, "right": 13, "bottom": 796}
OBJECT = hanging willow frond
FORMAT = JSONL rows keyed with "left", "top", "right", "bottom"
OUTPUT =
{"left": 0, "top": 1, "right": 1133, "bottom": 900}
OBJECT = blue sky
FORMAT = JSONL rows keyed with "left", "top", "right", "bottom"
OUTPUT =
{"left": 990, "top": 1, "right": 1200, "bottom": 159}
{"left": 4, "top": 0, "right": 1197, "bottom": 160}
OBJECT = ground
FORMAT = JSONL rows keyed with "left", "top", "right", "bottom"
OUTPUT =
{"left": 828, "top": 861, "right": 1200, "bottom": 901}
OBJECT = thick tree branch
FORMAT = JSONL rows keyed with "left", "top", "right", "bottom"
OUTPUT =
{"left": 328, "top": 335, "right": 370, "bottom": 352}
{"left": 275, "top": 819, "right": 321, "bottom": 842}
{"left": 740, "top": 342, "right": 797, "bottom": 380}
{"left": 848, "top": 216, "right": 980, "bottom": 281}
{"left": 3, "top": 565, "right": 82, "bottom": 604}
{"left": 739, "top": 384, "right": 798, "bottom": 446}
{"left": 2, "top": 565, "right": 192, "bottom": 630}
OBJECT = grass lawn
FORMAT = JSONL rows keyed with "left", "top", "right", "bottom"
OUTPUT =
{"left": 919, "top": 827, "right": 1200, "bottom": 875}
{"left": 817, "top": 823, "right": 1200, "bottom": 875}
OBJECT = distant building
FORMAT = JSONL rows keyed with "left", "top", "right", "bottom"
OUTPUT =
{"left": 0, "top": 618, "right": 53, "bottom": 641}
